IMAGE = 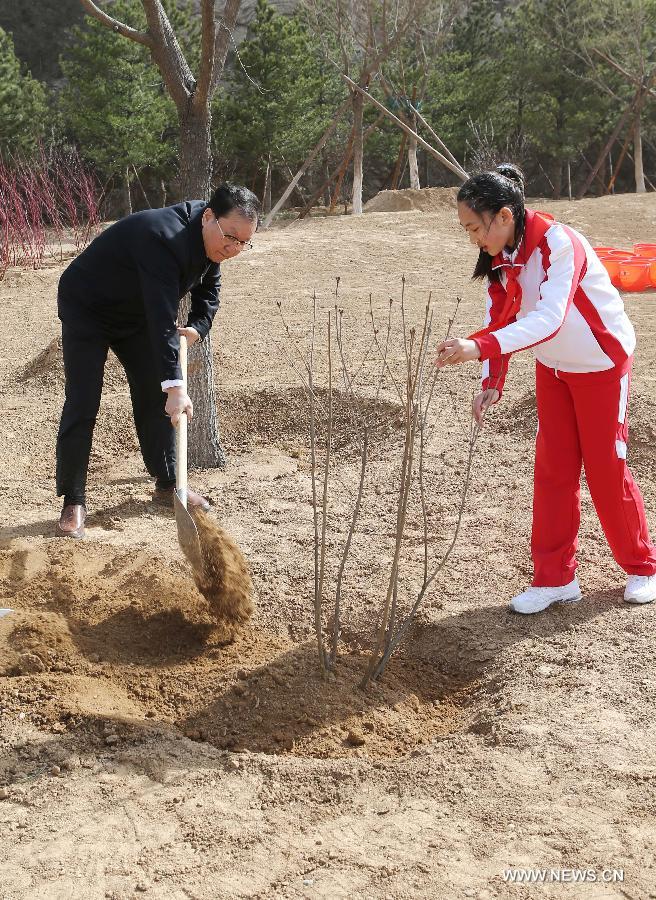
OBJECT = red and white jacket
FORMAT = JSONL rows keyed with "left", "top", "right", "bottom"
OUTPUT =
{"left": 471, "top": 208, "right": 636, "bottom": 396}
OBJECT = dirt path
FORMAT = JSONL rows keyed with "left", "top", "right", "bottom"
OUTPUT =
{"left": 1, "top": 193, "right": 655, "bottom": 899}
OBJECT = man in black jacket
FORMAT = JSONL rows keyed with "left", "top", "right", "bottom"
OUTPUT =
{"left": 56, "top": 183, "right": 259, "bottom": 539}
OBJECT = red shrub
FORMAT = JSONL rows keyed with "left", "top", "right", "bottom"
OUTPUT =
{"left": 0, "top": 147, "right": 101, "bottom": 279}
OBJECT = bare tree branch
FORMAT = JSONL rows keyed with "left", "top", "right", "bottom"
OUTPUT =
{"left": 342, "top": 74, "right": 468, "bottom": 181}
{"left": 141, "top": 0, "right": 196, "bottom": 109}
{"left": 331, "top": 426, "right": 368, "bottom": 668}
{"left": 212, "top": 0, "right": 242, "bottom": 90}
{"left": 194, "top": 0, "right": 243, "bottom": 110}
{"left": 263, "top": 98, "right": 351, "bottom": 227}
{"left": 592, "top": 48, "right": 656, "bottom": 100}
{"left": 78, "top": 0, "right": 152, "bottom": 47}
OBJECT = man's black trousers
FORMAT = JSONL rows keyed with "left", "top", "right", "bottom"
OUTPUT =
{"left": 56, "top": 320, "right": 176, "bottom": 507}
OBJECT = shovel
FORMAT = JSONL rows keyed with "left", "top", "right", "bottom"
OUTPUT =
{"left": 173, "top": 334, "right": 204, "bottom": 576}
{"left": 172, "top": 336, "right": 254, "bottom": 627}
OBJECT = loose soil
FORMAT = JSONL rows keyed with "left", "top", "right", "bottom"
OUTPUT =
{"left": 1, "top": 190, "right": 655, "bottom": 899}
{"left": 363, "top": 187, "right": 458, "bottom": 214}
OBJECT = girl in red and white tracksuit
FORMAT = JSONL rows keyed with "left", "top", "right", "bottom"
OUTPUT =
{"left": 437, "top": 163, "right": 656, "bottom": 614}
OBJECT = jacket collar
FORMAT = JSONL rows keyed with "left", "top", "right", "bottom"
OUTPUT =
{"left": 490, "top": 208, "right": 554, "bottom": 270}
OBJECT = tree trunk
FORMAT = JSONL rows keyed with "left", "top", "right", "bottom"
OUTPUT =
{"left": 329, "top": 130, "right": 356, "bottom": 213}
{"left": 408, "top": 115, "right": 420, "bottom": 190}
{"left": 178, "top": 107, "right": 224, "bottom": 468}
{"left": 551, "top": 161, "right": 563, "bottom": 200}
{"left": 351, "top": 91, "right": 364, "bottom": 215}
{"left": 263, "top": 154, "right": 272, "bottom": 215}
{"left": 391, "top": 134, "right": 408, "bottom": 190}
{"left": 178, "top": 106, "right": 212, "bottom": 200}
{"left": 322, "top": 150, "right": 332, "bottom": 206}
{"left": 634, "top": 117, "right": 646, "bottom": 193}
{"left": 178, "top": 295, "right": 226, "bottom": 469}
{"left": 187, "top": 334, "right": 226, "bottom": 469}
{"left": 124, "top": 168, "right": 132, "bottom": 215}
{"left": 577, "top": 87, "right": 641, "bottom": 199}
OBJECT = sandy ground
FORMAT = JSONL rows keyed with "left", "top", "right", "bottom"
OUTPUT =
{"left": 1, "top": 191, "right": 656, "bottom": 900}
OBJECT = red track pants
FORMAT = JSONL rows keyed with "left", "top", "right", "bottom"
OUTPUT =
{"left": 532, "top": 359, "right": 656, "bottom": 587}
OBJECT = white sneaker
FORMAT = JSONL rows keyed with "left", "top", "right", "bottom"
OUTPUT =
{"left": 624, "top": 574, "right": 656, "bottom": 605}
{"left": 509, "top": 577, "right": 582, "bottom": 615}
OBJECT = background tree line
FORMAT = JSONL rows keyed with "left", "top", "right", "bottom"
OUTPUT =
{"left": 1, "top": 0, "right": 654, "bottom": 218}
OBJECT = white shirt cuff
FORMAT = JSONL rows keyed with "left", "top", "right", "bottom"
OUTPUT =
{"left": 161, "top": 379, "right": 184, "bottom": 392}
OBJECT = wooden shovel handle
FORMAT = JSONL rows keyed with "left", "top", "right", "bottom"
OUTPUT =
{"left": 176, "top": 334, "right": 188, "bottom": 503}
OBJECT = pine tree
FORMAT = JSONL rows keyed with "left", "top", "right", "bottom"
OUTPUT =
{"left": 214, "top": 0, "right": 344, "bottom": 196}
{"left": 0, "top": 27, "right": 47, "bottom": 157}
{"left": 58, "top": 0, "right": 176, "bottom": 210}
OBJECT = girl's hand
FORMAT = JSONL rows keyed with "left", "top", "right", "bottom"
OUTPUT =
{"left": 472, "top": 388, "right": 500, "bottom": 425}
{"left": 435, "top": 338, "right": 480, "bottom": 368}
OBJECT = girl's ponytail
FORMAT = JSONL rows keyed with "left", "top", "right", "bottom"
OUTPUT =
{"left": 494, "top": 163, "right": 525, "bottom": 195}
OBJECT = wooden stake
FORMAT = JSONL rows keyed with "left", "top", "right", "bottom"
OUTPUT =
{"left": 329, "top": 128, "right": 356, "bottom": 214}
{"left": 341, "top": 74, "right": 468, "bottom": 182}
{"left": 577, "top": 70, "right": 656, "bottom": 198}
{"left": 262, "top": 98, "right": 350, "bottom": 228}
{"left": 297, "top": 113, "right": 385, "bottom": 220}
{"left": 607, "top": 116, "right": 637, "bottom": 193}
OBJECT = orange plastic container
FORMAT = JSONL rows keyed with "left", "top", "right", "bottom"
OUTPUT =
{"left": 608, "top": 249, "right": 636, "bottom": 259}
{"left": 633, "top": 243, "right": 656, "bottom": 258}
{"left": 619, "top": 261, "right": 651, "bottom": 291}
{"left": 593, "top": 246, "right": 616, "bottom": 256}
{"left": 601, "top": 257, "right": 621, "bottom": 286}
{"left": 650, "top": 260, "right": 656, "bottom": 288}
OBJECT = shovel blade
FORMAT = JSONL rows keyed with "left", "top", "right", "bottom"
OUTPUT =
{"left": 174, "top": 489, "right": 204, "bottom": 575}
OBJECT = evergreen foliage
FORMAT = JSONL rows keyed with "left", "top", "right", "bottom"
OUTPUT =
{"left": 0, "top": 27, "right": 48, "bottom": 157}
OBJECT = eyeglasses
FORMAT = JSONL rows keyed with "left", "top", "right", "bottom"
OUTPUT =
{"left": 214, "top": 217, "right": 253, "bottom": 251}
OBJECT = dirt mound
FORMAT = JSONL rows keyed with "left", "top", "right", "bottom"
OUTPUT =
{"left": 20, "top": 337, "right": 126, "bottom": 389}
{"left": 364, "top": 186, "right": 457, "bottom": 214}
{"left": 0, "top": 538, "right": 475, "bottom": 758}
{"left": 494, "top": 391, "right": 537, "bottom": 435}
{"left": 219, "top": 386, "right": 405, "bottom": 452}
{"left": 0, "top": 609, "right": 79, "bottom": 676}
{"left": 493, "top": 388, "right": 656, "bottom": 473}
{"left": 628, "top": 389, "right": 656, "bottom": 475}
{"left": 20, "top": 337, "right": 63, "bottom": 382}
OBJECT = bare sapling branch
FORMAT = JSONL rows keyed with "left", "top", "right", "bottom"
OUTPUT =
{"left": 316, "top": 310, "right": 334, "bottom": 671}
{"left": 308, "top": 294, "right": 327, "bottom": 670}
{"left": 361, "top": 293, "right": 431, "bottom": 688}
{"left": 278, "top": 279, "right": 490, "bottom": 687}
{"left": 331, "top": 426, "right": 369, "bottom": 667}
{"left": 370, "top": 335, "right": 500, "bottom": 682}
